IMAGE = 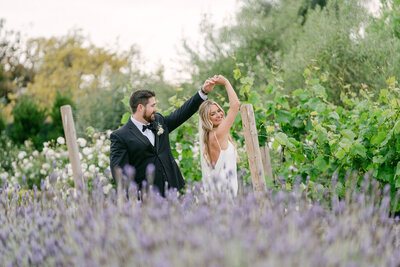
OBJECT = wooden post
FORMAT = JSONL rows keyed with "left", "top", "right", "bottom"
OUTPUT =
{"left": 240, "top": 104, "right": 266, "bottom": 192}
{"left": 60, "top": 105, "right": 84, "bottom": 190}
{"left": 260, "top": 145, "right": 274, "bottom": 182}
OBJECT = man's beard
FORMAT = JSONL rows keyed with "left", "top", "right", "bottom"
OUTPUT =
{"left": 143, "top": 108, "right": 155, "bottom": 123}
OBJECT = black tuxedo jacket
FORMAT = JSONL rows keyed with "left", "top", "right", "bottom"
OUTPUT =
{"left": 110, "top": 92, "right": 204, "bottom": 195}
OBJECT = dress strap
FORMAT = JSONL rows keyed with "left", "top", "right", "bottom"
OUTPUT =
{"left": 213, "top": 131, "right": 222, "bottom": 152}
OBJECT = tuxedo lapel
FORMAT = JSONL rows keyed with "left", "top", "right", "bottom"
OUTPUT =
{"left": 155, "top": 122, "right": 160, "bottom": 153}
{"left": 126, "top": 119, "right": 154, "bottom": 148}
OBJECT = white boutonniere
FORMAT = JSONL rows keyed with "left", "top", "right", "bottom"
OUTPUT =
{"left": 157, "top": 124, "right": 164, "bottom": 136}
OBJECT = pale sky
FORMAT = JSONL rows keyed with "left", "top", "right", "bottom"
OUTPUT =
{"left": 0, "top": 0, "right": 381, "bottom": 82}
{"left": 0, "top": 0, "right": 239, "bottom": 82}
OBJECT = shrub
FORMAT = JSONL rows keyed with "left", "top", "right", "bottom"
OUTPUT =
{"left": 8, "top": 96, "right": 46, "bottom": 149}
{"left": 47, "top": 90, "right": 75, "bottom": 141}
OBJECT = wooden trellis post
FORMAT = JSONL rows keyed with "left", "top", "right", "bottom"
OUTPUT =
{"left": 240, "top": 104, "right": 266, "bottom": 192}
{"left": 60, "top": 105, "right": 84, "bottom": 190}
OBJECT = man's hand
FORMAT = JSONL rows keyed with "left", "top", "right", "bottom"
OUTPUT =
{"left": 202, "top": 78, "right": 216, "bottom": 94}
{"left": 212, "top": 75, "right": 229, "bottom": 86}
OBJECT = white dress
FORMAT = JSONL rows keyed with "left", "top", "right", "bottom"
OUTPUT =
{"left": 201, "top": 132, "right": 238, "bottom": 198}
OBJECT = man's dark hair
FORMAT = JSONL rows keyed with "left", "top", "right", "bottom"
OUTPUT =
{"left": 129, "top": 89, "right": 155, "bottom": 113}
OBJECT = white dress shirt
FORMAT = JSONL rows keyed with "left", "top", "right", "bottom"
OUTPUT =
{"left": 130, "top": 91, "right": 207, "bottom": 146}
{"left": 130, "top": 117, "right": 156, "bottom": 146}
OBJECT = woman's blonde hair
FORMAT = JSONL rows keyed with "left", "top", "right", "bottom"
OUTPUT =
{"left": 199, "top": 100, "right": 233, "bottom": 164}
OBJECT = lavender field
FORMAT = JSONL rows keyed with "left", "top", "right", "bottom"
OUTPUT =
{"left": 1, "top": 172, "right": 399, "bottom": 266}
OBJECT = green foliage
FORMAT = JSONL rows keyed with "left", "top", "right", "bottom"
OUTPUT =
{"left": 78, "top": 66, "right": 177, "bottom": 134}
{"left": 258, "top": 67, "right": 400, "bottom": 207}
{"left": 183, "top": 0, "right": 400, "bottom": 105}
{"left": 47, "top": 91, "right": 75, "bottom": 141}
{"left": 75, "top": 75, "right": 128, "bottom": 135}
{"left": 9, "top": 96, "right": 46, "bottom": 149}
{"left": 0, "top": 132, "right": 18, "bottom": 174}
{"left": 0, "top": 111, "right": 5, "bottom": 132}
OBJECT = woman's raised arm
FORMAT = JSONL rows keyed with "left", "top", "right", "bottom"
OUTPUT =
{"left": 213, "top": 75, "right": 240, "bottom": 141}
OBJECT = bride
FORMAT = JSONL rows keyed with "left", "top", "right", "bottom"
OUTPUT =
{"left": 198, "top": 75, "right": 240, "bottom": 197}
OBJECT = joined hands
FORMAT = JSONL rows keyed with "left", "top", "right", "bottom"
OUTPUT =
{"left": 202, "top": 75, "right": 229, "bottom": 94}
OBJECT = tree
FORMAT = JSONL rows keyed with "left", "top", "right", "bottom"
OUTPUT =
{"left": 181, "top": 0, "right": 329, "bottom": 103}
{"left": 0, "top": 19, "right": 35, "bottom": 121}
{"left": 181, "top": 0, "right": 400, "bottom": 104}
{"left": 25, "top": 30, "right": 133, "bottom": 107}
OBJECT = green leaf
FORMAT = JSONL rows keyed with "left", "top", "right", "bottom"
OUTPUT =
{"left": 291, "top": 118, "right": 304, "bottom": 128}
{"left": 239, "top": 84, "right": 251, "bottom": 97}
{"left": 122, "top": 96, "right": 130, "bottom": 106}
{"left": 265, "top": 84, "right": 275, "bottom": 95}
{"left": 314, "top": 155, "right": 328, "bottom": 171}
{"left": 370, "top": 131, "right": 388, "bottom": 145}
{"left": 275, "top": 110, "right": 292, "bottom": 124}
{"left": 293, "top": 89, "right": 311, "bottom": 101}
{"left": 294, "top": 152, "right": 306, "bottom": 163}
{"left": 240, "top": 76, "right": 254, "bottom": 85}
{"left": 317, "top": 131, "right": 328, "bottom": 144}
{"left": 329, "top": 112, "right": 340, "bottom": 120}
{"left": 396, "top": 162, "right": 400, "bottom": 177}
{"left": 395, "top": 178, "right": 400, "bottom": 189}
{"left": 308, "top": 98, "right": 326, "bottom": 112}
{"left": 121, "top": 112, "right": 130, "bottom": 124}
{"left": 310, "top": 78, "right": 320, "bottom": 86}
{"left": 372, "top": 155, "right": 385, "bottom": 164}
{"left": 274, "top": 132, "right": 289, "bottom": 146}
{"left": 233, "top": 68, "right": 241, "bottom": 80}
{"left": 312, "top": 84, "right": 327, "bottom": 98}
{"left": 350, "top": 143, "right": 367, "bottom": 158}
{"left": 335, "top": 148, "right": 346, "bottom": 160}
{"left": 341, "top": 129, "right": 356, "bottom": 140}
{"left": 379, "top": 89, "right": 389, "bottom": 103}
{"left": 272, "top": 139, "right": 280, "bottom": 150}
{"left": 394, "top": 120, "right": 400, "bottom": 135}
{"left": 248, "top": 91, "right": 261, "bottom": 106}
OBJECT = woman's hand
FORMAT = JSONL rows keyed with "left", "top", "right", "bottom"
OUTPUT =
{"left": 212, "top": 75, "right": 229, "bottom": 86}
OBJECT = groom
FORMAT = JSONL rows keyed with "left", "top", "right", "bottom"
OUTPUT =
{"left": 110, "top": 79, "right": 215, "bottom": 195}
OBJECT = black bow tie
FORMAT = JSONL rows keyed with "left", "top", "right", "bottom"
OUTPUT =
{"left": 142, "top": 123, "right": 156, "bottom": 132}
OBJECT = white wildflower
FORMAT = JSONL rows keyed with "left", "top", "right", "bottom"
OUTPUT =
{"left": 33, "top": 150, "right": 39, "bottom": 157}
{"left": 89, "top": 164, "right": 96, "bottom": 172}
{"left": 98, "top": 159, "right": 105, "bottom": 168}
{"left": 57, "top": 137, "right": 65, "bottom": 145}
{"left": 82, "top": 147, "right": 91, "bottom": 155}
{"left": 103, "top": 184, "right": 113, "bottom": 194}
{"left": 46, "top": 149, "right": 55, "bottom": 157}
{"left": 81, "top": 163, "right": 88, "bottom": 172}
{"left": 77, "top": 138, "right": 87, "bottom": 148}
{"left": 18, "top": 151, "right": 27, "bottom": 160}
{"left": 42, "top": 163, "right": 51, "bottom": 169}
